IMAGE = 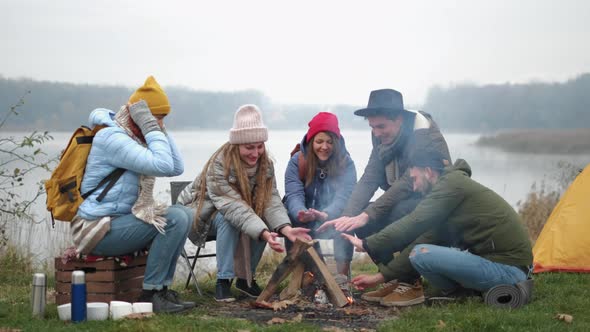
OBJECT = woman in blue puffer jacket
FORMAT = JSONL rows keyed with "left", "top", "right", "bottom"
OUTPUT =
{"left": 283, "top": 112, "right": 357, "bottom": 276}
{"left": 74, "top": 76, "right": 194, "bottom": 314}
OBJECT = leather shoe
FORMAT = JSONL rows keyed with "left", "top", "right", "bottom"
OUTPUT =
{"left": 165, "top": 288, "right": 196, "bottom": 309}
{"left": 215, "top": 279, "right": 236, "bottom": 302}
{"left": 236, "top": 278, "right": 262, "bottom": 298}
{"left": 152, "top": 290, "right": 187, "bottom": 314}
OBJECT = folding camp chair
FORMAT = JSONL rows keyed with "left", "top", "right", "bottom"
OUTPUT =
{"left": 170, "top": 181, "right": 216, "bottom": 296}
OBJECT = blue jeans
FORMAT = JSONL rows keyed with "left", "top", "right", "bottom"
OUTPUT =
{"left": 209, "top": 213, "right": 267, "bottom": 280}
{"left": 92, "top": 204, "right": 193, "bottom": 290}
{"left": 409, "top": 244, "right": 527, "bottom": 292}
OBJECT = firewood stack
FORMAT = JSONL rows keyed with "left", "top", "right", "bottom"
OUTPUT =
{"left": 255, "top": 239, "right": 352, "bottom": 309}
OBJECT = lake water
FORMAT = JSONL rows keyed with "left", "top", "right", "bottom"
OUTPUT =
{"left": 4, "top": 130, "right": 590, "bottom": 278}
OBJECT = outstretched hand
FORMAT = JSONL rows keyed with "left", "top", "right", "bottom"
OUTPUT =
{"left": 261, "top": 231, "right": 284, "bottom": 253}
{"left": 317, "top": 213, "right": 369, "bottom": 233}
{"left": 281, "top": 226, "right": 312, "bottom": 242}
{"left": 298, "top": 209, "right": 328, "bottom": 223}
{"left": 316, "top": 217, "right": 341, "bottom": 232}
{"left": 340, "top": 233, "right": 365, "bottom": 252}
{"left": 309, "top": 208, "right": 328, "bottom": 222}
{"left": 352, "top": 273, "right": 385, "bottom": 291}
{"left": 297, "top": 210, "right": 316, "bottom": 223}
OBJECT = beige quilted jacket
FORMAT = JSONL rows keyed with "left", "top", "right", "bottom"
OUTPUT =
{"left": 177, "top": 152, "right": 290, "bottom": 247}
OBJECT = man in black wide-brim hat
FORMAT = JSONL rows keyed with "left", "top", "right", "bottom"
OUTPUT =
{"left": 318, "top": 88, "right": 451, "bottom": 307}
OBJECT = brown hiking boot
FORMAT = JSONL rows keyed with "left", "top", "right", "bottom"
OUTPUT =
{"left": 361, "top": 280, "right": 399, "bottom": 302}
{"left": 380, "top": 282, "right": 425, "bottom": 307}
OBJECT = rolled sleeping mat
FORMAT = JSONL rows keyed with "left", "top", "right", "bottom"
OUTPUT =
{"left": 484, "top": 279, "right": 534, "bottom": 309}
{"left": 516, "top": 279, "right": 534, "bottom": 305}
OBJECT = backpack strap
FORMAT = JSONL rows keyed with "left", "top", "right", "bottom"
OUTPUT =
{"left": 297, "top": 152, "right": 306, "bottom": 181}
{"left": 75, "top": 135, "right": 94, "bottom": 145}
{"left": 290, "top": 143, "right": 301, "bottom": 156}
{"left": 288, "top": 142, "right": 308, "bottom": 182}
{"left": 81, "top": 168, "right": 126, "bottom": 202}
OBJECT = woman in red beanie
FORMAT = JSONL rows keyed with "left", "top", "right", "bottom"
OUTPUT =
{"left": 283, "top": 112, "right": 357, "bottom": 276}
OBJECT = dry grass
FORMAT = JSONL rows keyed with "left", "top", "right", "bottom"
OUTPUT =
{"left": 0, "top": 245, "right": 34, "bottom": 277}
{"left": 517, "top": 180, "right": 560, "bottom": 242}
{"left": 517, "top": 161, "right": 583, "bottom": 242}
{"left": 1, "top": 212, "right": 71, "bottom": 271}
{"left": 477, "top": 129, "right": 590, "bottom": 154}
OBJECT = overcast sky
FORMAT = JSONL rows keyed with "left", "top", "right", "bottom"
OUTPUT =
{"left": 1, "top": 0, "right": 589, "bottom": 105}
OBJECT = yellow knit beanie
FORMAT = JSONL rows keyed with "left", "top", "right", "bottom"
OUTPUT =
{"left": 128, "top": 76, "right": 171, "bottom": 115}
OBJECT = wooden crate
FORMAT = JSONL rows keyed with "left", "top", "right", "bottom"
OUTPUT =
{"left": 55, "top": 255, "right": 147, "bottom": 305}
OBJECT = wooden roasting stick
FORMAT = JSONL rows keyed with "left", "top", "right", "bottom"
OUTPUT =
{"left": 304, "top": 246, "right": 350, "bottom": 308}
{"left": 256, "top": 239, "right": 314, "bottom": 302}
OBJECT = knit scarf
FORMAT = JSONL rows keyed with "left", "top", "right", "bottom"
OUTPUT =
{"left": 244, "top": 163, "right": 258, "bottom": 178}
{"left": 234, "top": 162, "right": 259, "bottom": 286}
{"left": 114, "top": 106, "right": 168, "bottom": 233}
{"left": 376, "top": 111, "right": 416, "bottom": 165}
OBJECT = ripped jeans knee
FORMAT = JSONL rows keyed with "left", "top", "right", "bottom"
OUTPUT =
{"left": 409, "top": 244, "right": 441, "bottom": 273}
{"left": 410, "top": 244, "right": 431, "bottom": 258}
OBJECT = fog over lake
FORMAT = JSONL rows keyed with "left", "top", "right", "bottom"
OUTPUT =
{"left": 5, "top": 130, "right": 590, "bottom": 276}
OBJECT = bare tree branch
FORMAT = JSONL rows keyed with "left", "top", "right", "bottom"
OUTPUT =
{"left": 1, "top": 91, "right": 58, "bottom": 248}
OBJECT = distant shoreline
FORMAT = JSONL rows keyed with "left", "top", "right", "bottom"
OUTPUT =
{"left": 476, "top": 129, "right": 590, "bottom": 154}
{"left": 4, "top": 128, "right": 590, "bottom": 155}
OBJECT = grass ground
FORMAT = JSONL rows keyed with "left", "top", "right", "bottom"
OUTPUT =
{"left": 1, "top": 248, "right": 589, "bottom": 331}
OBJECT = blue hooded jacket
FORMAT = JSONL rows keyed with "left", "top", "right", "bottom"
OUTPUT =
{"left": 76, "top": 108, "right": 184, "bottom": 219}
{"left": 283, "top": 134, "right": 357, "bottom": 223}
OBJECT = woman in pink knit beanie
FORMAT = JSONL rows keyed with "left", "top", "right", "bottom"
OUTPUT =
{"left": 177, "top": 104, "right": 311, "bottom": 302}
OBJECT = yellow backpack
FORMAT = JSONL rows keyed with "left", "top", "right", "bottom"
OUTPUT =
{"left": 45, "top": 125, "right": 124, "bottom": 225}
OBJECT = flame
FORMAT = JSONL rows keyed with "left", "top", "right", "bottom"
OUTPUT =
{"left": 347, "top": 296, "right": 354, "bottom": 305}
{"left": 302, "top": 271, "right": 315, "bottom": 288}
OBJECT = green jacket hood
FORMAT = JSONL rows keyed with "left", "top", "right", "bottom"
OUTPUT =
{"left": 446, "top": 159, "right": 472, "bottom": 178}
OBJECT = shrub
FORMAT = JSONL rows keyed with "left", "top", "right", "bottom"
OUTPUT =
{"left": 517, "top": 161, "right": 583, "bottom": 242}
{"left": 1, "top": 92, "right": 56, "bottom": 251}
{"left": 517, "top": 180, "right": 560, "bottom": 242}
{"left": 0, "top": 245, "right": 34, "bottom": 283}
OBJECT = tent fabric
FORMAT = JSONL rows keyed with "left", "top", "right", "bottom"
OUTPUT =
{"left": 533, "top": 164, "right": 590, "bottom": 273}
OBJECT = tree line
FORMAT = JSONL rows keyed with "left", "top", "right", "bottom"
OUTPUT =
{"left": 2, "top": 74, "right": 589, "bottom": 132}
{"left": 424, "top": 73, "right": 590, "bottom": 132}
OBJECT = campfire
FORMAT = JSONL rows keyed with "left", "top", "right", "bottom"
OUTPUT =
{"left": 254, "top": 239, "right": 353, "bottom": 310}
{"left": 212, "top": 239, "right": 394, "bottom": 329}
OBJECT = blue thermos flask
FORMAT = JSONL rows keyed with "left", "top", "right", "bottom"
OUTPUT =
{"left": 71, "top": 270, "right": 87, "bottom": 322}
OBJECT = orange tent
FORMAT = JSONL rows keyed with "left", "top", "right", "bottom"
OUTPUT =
{"left": 533, "top": 164, "right": 590, "bottom": 273}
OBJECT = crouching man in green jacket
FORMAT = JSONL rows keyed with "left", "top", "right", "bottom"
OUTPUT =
{"left": 342, "top": 148, "right": 533, "bottom": 306}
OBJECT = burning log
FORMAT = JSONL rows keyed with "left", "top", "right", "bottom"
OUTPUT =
{"left": 302, "top": 271, "right": 314, "bottom": 288}
{"left": 279, "top": 262, "right": 304, "bottom": 300}
{"left": 304, "top": 245, "right": 350, "bottom": 307}
{"left": 256, "top": 239, "right": 350, "bottom": 308}
{"left": 256, "top": 239, "right": 313, "bottom": 302}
